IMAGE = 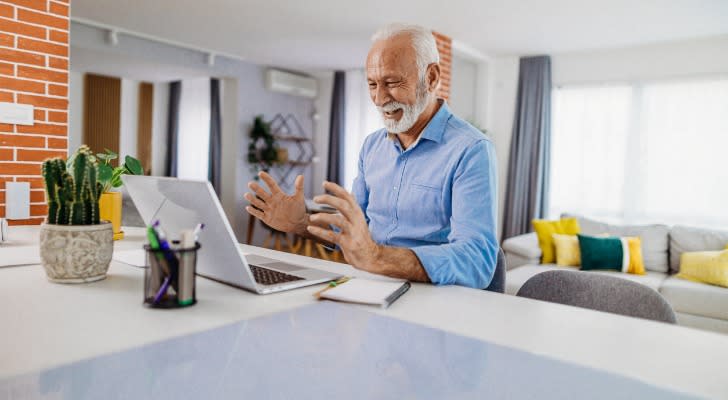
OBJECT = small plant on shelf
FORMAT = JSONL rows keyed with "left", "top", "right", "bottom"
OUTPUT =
{"left": 247, "top": 115, "right": 279, "bottom": 177}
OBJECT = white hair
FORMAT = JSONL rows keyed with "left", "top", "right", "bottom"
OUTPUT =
{"left": 371, "top": 23, "right": 440, "bottom": 81}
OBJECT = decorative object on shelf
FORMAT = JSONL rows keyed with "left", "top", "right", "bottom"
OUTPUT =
{"left": 247, "top": 115, "right": 279, "bottom": 177}
{"left": 40, "top": 145, "right": 113, "bottom": 283}
{"left": 268, "top": 113, "right": 315, "bottom": 190}
{"left": 94, "top": 148, "right": 144, "bottom": 241}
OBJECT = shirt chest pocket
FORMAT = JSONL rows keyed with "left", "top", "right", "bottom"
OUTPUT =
{"left": 399, "top": 180, "right": 448, "bottom": 228}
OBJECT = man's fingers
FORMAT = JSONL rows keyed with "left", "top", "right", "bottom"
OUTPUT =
{"left": 244, "top": 193, "right": 269, "bottom": 212}
{"left": 245, "top": 205, "right": 266, "bottom": 221}
{"left": 258, "top": 171, "right": 283, "bottom": 195}
{"left": 323, "top": 181, "right": 354, "bottom": 202}
{"left": 313, "top": 194, "right": 351, "bottom": 217}
{"left": 306, "top": 225, "right": 340, "bottom": 244}
{"left": 293, "top": 175, "right": 305, "bottom": 198}
{"left": 309, "top": 213, "right": 348, "bottom": 231}
{"left": 248, "top": 181, "right": 272, "bottom": 202}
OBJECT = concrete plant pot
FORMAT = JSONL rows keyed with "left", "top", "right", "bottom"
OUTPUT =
{"left": 39, "top": 221, "right": 114, "bottom": 283}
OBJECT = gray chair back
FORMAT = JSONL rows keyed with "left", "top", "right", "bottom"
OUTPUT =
{"left": 516, "top": 270, "right": 676, "bottom": 323}
{"left": 484, "top": 248, "right": 506, "bottom": 293}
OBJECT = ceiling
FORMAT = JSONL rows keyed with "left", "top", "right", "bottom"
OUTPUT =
{"left": 71, "top": 0, "right": 728, "bottom": 70}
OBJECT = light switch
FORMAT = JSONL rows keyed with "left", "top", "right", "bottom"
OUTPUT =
{"left": 5, "top": 182, "right": 30, "bottom": 220}
{"left": 0, "top": 102, "right": 34, "bottom": 125}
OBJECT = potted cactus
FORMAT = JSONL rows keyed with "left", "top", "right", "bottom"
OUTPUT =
{"left": 39, "top": 145, "right": 114, "bottom": 283}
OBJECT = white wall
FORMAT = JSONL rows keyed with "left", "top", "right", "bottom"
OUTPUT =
{"left": 119, "top": 79, "right": 139, "bottom": 161}
{"left": 68, "top": 71, "right": 84, "bottom": 155}
{"left": 450, "top": 54, "right": 478, "bottom": 122}
{"left": 310, "top": 71, "right": 334, "bottom": 195}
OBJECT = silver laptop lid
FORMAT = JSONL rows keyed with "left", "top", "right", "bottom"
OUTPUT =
{"left": 122, "top": 175, "right": 259, "bottom": 292}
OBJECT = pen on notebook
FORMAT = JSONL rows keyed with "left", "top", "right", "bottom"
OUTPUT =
{"left": 314, "top": 277, "right": 350, "bottom": 298}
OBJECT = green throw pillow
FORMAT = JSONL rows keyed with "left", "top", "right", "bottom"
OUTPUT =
{"left": 578, "top": 234, "right": 624, "bottom": 271}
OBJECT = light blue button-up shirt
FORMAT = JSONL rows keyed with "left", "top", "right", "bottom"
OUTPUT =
{"left": 352, "top": 101, "right": 498, "bottom": 288}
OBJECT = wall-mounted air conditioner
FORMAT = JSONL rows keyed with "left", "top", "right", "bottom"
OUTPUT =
{"left": 264, "top": 69, "right": 318, "bottom": 98}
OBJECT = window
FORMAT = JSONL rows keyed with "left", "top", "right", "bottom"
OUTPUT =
{"left": 343, "top": 69, "right": 381, "bottom": 190}
{"left": 177, "top": 78, "right": 211, "bottom": 180}
{"left": 549, "top": 78, "right": 728, "bottom": 228}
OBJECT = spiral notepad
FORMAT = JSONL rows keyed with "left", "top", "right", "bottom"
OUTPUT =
{"left": 318, "top": 278, "right": 410, "bottom": 309}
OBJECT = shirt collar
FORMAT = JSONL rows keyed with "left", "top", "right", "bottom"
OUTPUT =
{"left": 385, "top": 99, "right": 451, "bottom": 146}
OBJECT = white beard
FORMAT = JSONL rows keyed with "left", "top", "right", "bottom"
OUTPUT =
{"left": 378, "top": 82, "right": 432, "bottom": 134}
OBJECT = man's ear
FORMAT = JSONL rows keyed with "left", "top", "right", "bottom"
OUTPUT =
{"left": 426, "top": 63, "right": 441, "bottom": 92}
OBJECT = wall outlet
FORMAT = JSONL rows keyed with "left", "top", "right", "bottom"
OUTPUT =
{"left": 5, "top": 182, "right": 30, "bottom": 220}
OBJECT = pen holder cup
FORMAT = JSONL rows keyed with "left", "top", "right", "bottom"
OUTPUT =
{"left": 143, "top": 242, "right": 201, "bottom": 309}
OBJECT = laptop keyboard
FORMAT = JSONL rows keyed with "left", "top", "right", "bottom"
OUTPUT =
{"left": 249, "top": 265, "right": 305, "bottom": 285}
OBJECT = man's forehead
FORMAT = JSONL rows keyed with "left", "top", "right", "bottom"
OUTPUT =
{"left": 366, "top": 37, "right": 417, "bottom": 77}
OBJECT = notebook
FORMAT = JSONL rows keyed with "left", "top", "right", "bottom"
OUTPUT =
{"left": 317, "top": 278, "right": 410, "bottom": 309}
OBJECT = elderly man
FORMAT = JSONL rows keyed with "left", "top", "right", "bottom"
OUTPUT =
{"left": 245, "top": 23, "right": 498, "bottom": 288}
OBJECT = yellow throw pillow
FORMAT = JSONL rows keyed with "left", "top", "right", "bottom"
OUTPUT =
{"left": 552, "top": 233, "right": 580, "bottom": 267}
{"left": 532, "top": 218, "right": 580, "bottom": 264}
{"left": 625, "top": 237, "right": 646, "bottom": 275}
{"left": 677, "top": 250, "right": 728, "bottom": 288}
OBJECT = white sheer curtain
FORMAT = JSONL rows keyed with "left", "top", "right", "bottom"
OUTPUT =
{"left": 177, "top": 78, "right": 211, "bottom": 181}
{"left": 549, "top": 77, "right": 728, "bottom": 228}
{"left": 343, "top": 69, "right": 380, "bottom": 191}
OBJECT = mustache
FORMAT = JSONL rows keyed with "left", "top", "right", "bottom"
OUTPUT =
{"left": 377, "top": 102, "right": 407, "bottom": 113}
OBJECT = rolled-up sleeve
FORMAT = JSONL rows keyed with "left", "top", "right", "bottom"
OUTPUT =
{"left": 412, "top": 140, "right": 499, "bottom": 289}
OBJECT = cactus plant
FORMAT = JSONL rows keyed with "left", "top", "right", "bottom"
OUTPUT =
{"left": 42, "top": 145, "right": 102, "bottom": 225}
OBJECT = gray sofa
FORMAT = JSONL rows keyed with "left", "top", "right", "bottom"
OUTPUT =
{"left": 503, "top": 216, "right": 728, "bottom": 334}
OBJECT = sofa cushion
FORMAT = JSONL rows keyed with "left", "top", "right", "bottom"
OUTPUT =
{"left": 660, "top": 276, "right": 728, "bottom": 320}
{"left": 564, "top": 214, "right": 669, "bottom": 273}
{"left": 505, "top": 264, "right": 666, "bottom": 295}
{"left": 669, "top": 225, "right": 728, "bottom": 274}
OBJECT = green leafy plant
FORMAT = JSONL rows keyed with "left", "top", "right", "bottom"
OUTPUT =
{"left": 42, "top": 145, "right": 102, "bottom": 225}
{"left": 94, "top": 148, "right": 143, "bottom": 193}
{"left": 247, "top": 115, "right": 279, "bottom": 174}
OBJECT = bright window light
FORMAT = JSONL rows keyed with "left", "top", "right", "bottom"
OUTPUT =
{"left": 177, "top": 78, "right": 211, "bottom": 181}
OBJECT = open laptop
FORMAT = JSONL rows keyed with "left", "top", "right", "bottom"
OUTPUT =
{"left": 122, "top": 175, "right": 341, "bottom": 294}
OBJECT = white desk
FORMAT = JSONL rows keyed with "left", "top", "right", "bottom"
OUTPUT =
{"left": 1, "top": 226, "right": 727, "bottom": 398}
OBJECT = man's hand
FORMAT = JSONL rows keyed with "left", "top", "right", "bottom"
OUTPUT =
{"left": 306, "top": 181, "right": 381, "bottom": 270}
{"left": 244, "top": 172, "right": 308, "bottom": 235}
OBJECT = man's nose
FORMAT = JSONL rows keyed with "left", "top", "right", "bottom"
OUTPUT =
{"left": 373, "top": 86, "right": 391, "bottom": 107}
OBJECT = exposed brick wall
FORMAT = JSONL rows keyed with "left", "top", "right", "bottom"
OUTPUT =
{"left": 0, "top": 0, "right": 69, "bottom": 225}
{"left": 432, "top": 31, "right": 451, "bottom": 101}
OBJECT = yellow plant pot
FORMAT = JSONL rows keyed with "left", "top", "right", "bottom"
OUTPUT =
{"left": 99, "top": 191, "right": 124, "bottom": 240}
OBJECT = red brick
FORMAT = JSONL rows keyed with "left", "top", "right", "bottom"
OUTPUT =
{"left": 0, "top": 47, "right": 45, "bottom": 67}
{"left": 48, "top": 83, "right": 66, "bottom": 96}
{"left": 0, "top": 4, "right": 14, "bottom": 18}
{"left": 16, "top": 122, "right": 66, "bottom": 136}
{"left": 0, "top": 176, "right": 12, "bottom": 186}
{"left": 8, "top": 217, "right": 45, "bottom": 225}
{"left": 0, "top": 76, "right": 45, "bottom": 94}
{"left": 49, "top": 2, "right": 68, "bottom": 17}
{"left": 0, "top": 205, "right": 4, "bottom": 217}
{"left": 0, "top": 123, "right": 13, "bottom": 132}
{"left": 48, "top": 56, "right": 66, "bottom": 69}
{"left": 0, "top": 148, "right": 13, "bottom": 160}
{"left": 0, "top": 32, "right": 14, "bottom": 47}
{"left": 0, "top": 162, "right": 41, "bottom": 175}
{"left": 0, "top": 62, "right": 13, "bottom": 76}
{"left": 17, "top": 65, "right": 66, "bottom": 83}
{"left": 0, "top": 91, "right": 13, "bottom": 102}
{"left": 46, "top": 137, "right": 66, "bottom": 149}
{"left": 0, "top": 191, "right": 4, "bottom": 203}
{"left": 17, "top": 37, "right": 67, "bottom": 57}
{"left": 17, "top": 93, "right": 67, "bottom": 110}
{"left": 15, "top": 176, "right": 44, "bottom": 188}
{"left": 48, "top": 29, "right": 67, "bottom": 43}
{"left": 33, "top": 108, "right": 45, "bottom": 121}
{"left": 0, "top": 17, "right": 46, "bottom": 39}
{"left": 47, "top": 110, "right": 66, "bottom": 123}
{"left": 30, "top": 189, "right": 44, "bottom": 203}
{"left": 6, "top": 0, "right": 47, "bottom": 12}
{"left": 0, "top": 134, "right": 45, "bottom": 147}
{"left": 17, "top": 148, "right": 65, "bottom": 161}
{"left": 17, "top": 9, "right": 67, "bottom": 30}
{"left": 30, "top": 203, "right": 47, "bottom": 215}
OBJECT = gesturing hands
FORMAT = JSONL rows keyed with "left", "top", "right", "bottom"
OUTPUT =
{"left": 244, "top": 172, "right": 308, "bottom": 235}
{"left": 306, "top": 181, "right": 380, "bottom": 270}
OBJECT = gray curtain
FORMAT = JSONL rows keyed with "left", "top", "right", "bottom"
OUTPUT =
{"left": 502, "top": 56, "right": 552, "bottom": 240}
{"left": 327, "top": 71, "right": 345, "bottom": 184}
{"left": 208, "top": 78, "right": 222, "bottom": 195}
{"left": 165, "top": 81, "right": 182, "bottom": 177}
